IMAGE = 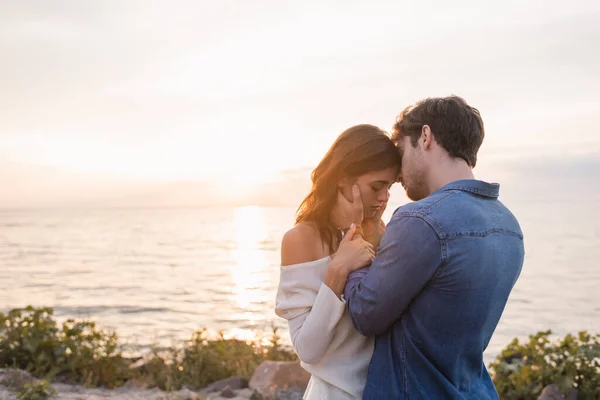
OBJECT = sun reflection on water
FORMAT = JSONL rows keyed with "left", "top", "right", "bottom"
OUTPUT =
{"left": 230, "top": 206, "right": 269, "bottom": 330}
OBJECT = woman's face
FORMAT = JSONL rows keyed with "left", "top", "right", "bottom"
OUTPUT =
{"left": 353, "top": 166, "right": 400, "bottom": 220}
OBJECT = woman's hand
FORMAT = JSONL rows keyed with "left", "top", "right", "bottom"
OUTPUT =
{"left": 362, "top": 204, "right": 387, "bottom": 251}
{"left": 331, "top": 185, "right": 364, "bottom": 230}
{"left": 332, "top": 184, "right": 387, "bottom": 250}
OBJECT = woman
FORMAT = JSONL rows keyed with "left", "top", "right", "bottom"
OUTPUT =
{"left": 275, "top": 124, "right": 401, "bottom": 399}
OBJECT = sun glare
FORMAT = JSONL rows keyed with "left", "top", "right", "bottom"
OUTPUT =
{"left": 230, "top": 206, "right": 269, "bottom": 322}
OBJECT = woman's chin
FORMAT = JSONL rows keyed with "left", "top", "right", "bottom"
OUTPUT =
{"left": 365, "top": 211, "right": 378, "bottom": 219}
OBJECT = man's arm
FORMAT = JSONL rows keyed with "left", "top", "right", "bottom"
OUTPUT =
{"left": 344, "top": 214, "right": 443, "bottom": 336}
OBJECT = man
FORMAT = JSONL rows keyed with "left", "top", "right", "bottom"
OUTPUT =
{"left": 334, "top": 96, "right": 524, "bottom": 399}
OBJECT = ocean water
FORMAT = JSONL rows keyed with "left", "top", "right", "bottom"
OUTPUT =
{"left": 1, "top": 192, "right": 599, "bottom": 364}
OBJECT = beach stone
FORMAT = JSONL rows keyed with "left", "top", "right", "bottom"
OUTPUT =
{"left": 249, "top": 361, "right": 309, "bottom": 399}
{"left": 176, "top": 388, "right": 201, "bottom": 399}
{"left": 566, "top": 389, "right": 579, "bottom": 400}
{"left": 220, "top": 386, "right": 236, "bottom": 398}
{"left": 120, "top": 378, "right": 151, "bottom": 390}
{"left": 539, "top": 384, "right": 565, "bottom": 400}
{"left": 274, "top": 387, "right": 304, "bottom": 400}
{"left": 205, "top": 376, "right": 248, "bottom": 392}
{"left": 236, "top": 389, "right": 255, "bottom": 399}
{"left": 0, "top": 387, "right": 14, "bottom": 400}
{"left": 52, "top": 383, "right": 86, "bottom": 393}
{"left": 0, "top": 369, "right": 35, "bottom": 391}
{"left": 207, "top": 387, "right": 255, "bottom": 400}
{"left": 127, "top": 357, "right": 148, "bottom": 372}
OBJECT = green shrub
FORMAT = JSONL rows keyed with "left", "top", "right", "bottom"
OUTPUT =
{"left": 489, "top": 330, "right": 600, "bottom": 399}
{"left": 0, "top": 306, "right": 296, "bottom": 391}
{"left": 0, "top": 307, "right": 60, "bottom": 377}
{"left": 57, "top": 319, "right": 130, "bottom": 387}
{"left": 0, "top": 306, "right": 130, "bottom": 388}
{"left": 141, "top": 326, "right": 297, "bottom": 390}
{"left": 16, "top": 380, "right": 57, "bottom": 400}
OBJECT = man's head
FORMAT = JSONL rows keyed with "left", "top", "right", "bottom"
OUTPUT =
{"left": 391, "top": 96, "right": 485, "bottom": 201}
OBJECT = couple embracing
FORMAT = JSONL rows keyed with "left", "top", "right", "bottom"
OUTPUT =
{"left": 275, "top": 96, "right": 525, "bottom": 399}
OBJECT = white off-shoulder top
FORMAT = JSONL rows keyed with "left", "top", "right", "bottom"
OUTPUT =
{"left": 275, "top": 256, "right": 374, "bottom": 399}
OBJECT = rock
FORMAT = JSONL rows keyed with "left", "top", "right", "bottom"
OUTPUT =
{"left": 236, "top": 389, "right": 256, "bottom": 399}
{"left": 220, "top": 386, "right": 236, "bottom": 398}
{"left": 207, "top": 387, "right": 256, "bottom": 400}
{"left": 0, "top": 369, "right": 35, "bottom": 391}
{"left": 176, "top": 387, "right": 202, "bottom": 400}
{"left": 52, "top": 383, "right": 86, "bottom": 393}
{"left": 0, "top": 387, "right": 15, "bottom": 400}
{"left": 274, "top": 387, "right": 304, "bottom": 400}
{"left": 539, "top": 385, "right": 565, "bottom": 400}
{"left": 128, "top": 357, "right": 148, "bottom": 372}
{"left": 249, "top": 361, "right": 309, "bottom": 400}
{"left": 120, "top": 378, "right": 151, "bottom": 390}
{"left": 565, "top": 389, "right": 578, "bottom": 400}
{"left": 205, "top": 377, "right": 249, "bottom": 393}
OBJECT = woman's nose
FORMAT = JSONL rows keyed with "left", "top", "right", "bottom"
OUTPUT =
{"left": 378, "top": 190, "right": 390, "bottom": 202}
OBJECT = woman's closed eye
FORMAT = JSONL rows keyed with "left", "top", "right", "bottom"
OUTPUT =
{"left": 371, "top": 183, "right": 393, "bottom": 193}
{"left": 371, "top": 183, "right": 385, "bottom": 192}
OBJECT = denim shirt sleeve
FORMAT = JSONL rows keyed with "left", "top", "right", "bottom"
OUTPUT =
{"left": 344, "top": 215, "right": 443, "bottom": 336}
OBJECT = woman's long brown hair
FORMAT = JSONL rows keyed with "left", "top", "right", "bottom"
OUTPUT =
{"left": 296, "top": 124, "right": 401, "bottom": 252}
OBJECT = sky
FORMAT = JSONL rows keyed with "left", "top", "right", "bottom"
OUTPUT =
{"left": 1, "top": 0, "right": 599, "bottom": 208}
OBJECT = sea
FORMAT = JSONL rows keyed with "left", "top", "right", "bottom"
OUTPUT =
{"left": 1, "top": 182, "right": 599, "bottom": 364}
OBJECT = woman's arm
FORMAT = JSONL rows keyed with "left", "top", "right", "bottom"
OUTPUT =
{"left": 285, "top": 284, "right": 346, "bottom": 364}
{"left": 278, "top": 224, "right": 374, "bottom": 363}
{"left": 278, "top": 224, "right": 345, "bottom": 364}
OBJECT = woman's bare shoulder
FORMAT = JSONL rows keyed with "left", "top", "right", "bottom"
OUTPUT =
{"left": 280, "top": 222, "right": 324, "bottom": 266}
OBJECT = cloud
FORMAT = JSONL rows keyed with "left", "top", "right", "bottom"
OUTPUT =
{"left": 2, "top": 1, "right": 599, "bottom": 137}
{"left": 1, "top": 0, "right": 599, "bottom": 189}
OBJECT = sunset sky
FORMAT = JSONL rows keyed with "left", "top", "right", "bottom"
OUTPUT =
{"left": 1, "top": 1, "right": 599, "bottom": 207}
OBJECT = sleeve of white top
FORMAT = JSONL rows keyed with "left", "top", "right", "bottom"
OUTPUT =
{"left": 286, "top": 283, "right": 346, "bottom": 364}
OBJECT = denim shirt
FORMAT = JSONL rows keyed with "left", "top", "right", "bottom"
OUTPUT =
{"left": 344, "top": 180, "right": 524, "bottom": 399}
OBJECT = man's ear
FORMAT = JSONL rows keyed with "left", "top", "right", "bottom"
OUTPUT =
{"left": 421, "top": 124, "right": 434, "bottom": 150}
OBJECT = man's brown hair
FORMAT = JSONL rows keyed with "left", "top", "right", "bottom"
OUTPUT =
{"left": 392, "top": 95, "right": 484, "bottom": 167}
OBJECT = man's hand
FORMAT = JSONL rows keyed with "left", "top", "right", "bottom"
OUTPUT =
{"left": 325, "top": 223, "right": 375, "bottom": 297}
{"left": 331, "top": 184, "right": 364, "bottom": 229}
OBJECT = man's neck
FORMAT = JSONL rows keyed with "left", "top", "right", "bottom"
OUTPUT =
{"left": 427, "top": 160, "right": 475, "bottom": 195}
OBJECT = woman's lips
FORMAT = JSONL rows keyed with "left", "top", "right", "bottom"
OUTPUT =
{"left": 370, "top": 205, "right": 384, "bottom": 215}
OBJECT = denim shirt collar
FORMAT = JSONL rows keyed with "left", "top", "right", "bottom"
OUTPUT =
{"left": 436, "top": 179, "right": 500, "bottom": 198}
